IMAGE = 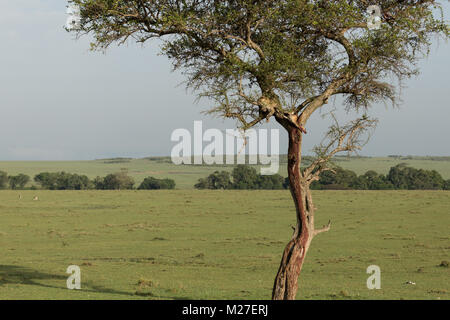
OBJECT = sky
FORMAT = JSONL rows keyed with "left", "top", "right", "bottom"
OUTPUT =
{"left": 0, "top": 1, "right": 449, "bottom": 161}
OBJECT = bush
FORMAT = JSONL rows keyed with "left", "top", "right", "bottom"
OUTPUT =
{"left": 444, "top": 180, "right": 450, "bottom": 191}
{"left": 0, "top": 171, "right": 8, "bottom": 189}
{"left": 256, "top": 174, "right": 285, "bottom": 190}
{"left": 354, "top": 171, "right": 394, "bottom": 190}
{"left": 195, "top": 166, "right": 285, "bottom": 190}
{"left": 8, "top": 174, "right": 30, "bottom": 189}
{"left": 34, "top": 172, "right": 92, "bottom": 190}
{"left": 194, "top": 171, "right": 231, "bottom": 190}
{"left": 138, "top": 177, "right": 176, "bottom": 190}
{"left": 387, "top": 164, "right": 444, "bottom": 190}
{"left": 310, "top": 167, "right": 358, "bottom": 190}
{"left": 94, "top": 172, "right": 134, "bottom": 190}
{"left": 34, "top": 172, "right": 58, "bottom": 189}
{"left": 232, "top": 165, "right": 259, "bottom": 189}
{"left": 283, "top": 177, "right": 290, "bottom": 189}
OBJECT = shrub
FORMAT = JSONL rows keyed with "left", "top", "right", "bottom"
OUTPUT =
{"left": 34, "top": 172, "right": 57, "bottom": 189}
{"left": 354, "top": 170, "right": 394, "bottom": 190}
{"left": 256, "top": 174, "right": 285, "bottom": 190}
{"left": 194, "top": 171, "right": 231, "bottom": 190}
{"left": 444, "top": 180, "right": 450, "bottom": 191}
{"left": 0, "top": 171, "right": 8, "bottom": 189}
{"left": 34, "top": 172, "right": 92, "bottom": 190}
{"left": 8, "top": 174, "right": 30, "bottom": 189}
{"left": 138, "top": 177, "right": 176, "bottom": 190}
{"left": 283, "top": 177, "right": 290, "bottom": 189}
{"left": 95, "top": 172, "right": 135, "bottom": 190}
{"left": 387, "top": 164, "right": 444, "bottom": 190}
{"left": 195, "top": 166, "right": 285, "bottom": 190}
{"left": 309, "top": 167, "right": 358, "bottom": 190}
{"left": 232, "top": 165, "right": 259, "bottom": 189}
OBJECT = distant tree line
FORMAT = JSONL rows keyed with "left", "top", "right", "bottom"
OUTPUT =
{"left": 195, "top": 164, "right": 450, "bottom": 191}
{"left": 310, "top": 164, "right": 450, "bottom": 190}
{"left": 195, "top": 165, "right": 286, "bottom": 190}
{"left": 2, "top": 164, "right": 449, "bottom": 191}
{"left": 138, "top": 177, "right": 176, "bottom": 190}
{"left": 0, "top": 170, "right": 175, "bottom": 190}
{"left": 0, "top": 171, "right": 31, "bottom": 190}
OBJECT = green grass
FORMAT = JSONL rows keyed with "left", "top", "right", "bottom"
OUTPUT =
{"left": 0, "top": 190, "right": 448, "bottom": 300}
{"left": 1, "top": 156, "right": 450, "bottom": 189}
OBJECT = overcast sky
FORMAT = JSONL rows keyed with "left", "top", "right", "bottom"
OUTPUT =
{"left": 0, "top": 1, "right": 449, "bottom": 160}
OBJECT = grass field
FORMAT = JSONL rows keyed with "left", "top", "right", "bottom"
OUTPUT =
{"left": 1, "top": 156, "right": 450, "bottom": 189}
{"left": 0, "top": 190, "right": 448, "bottom": 300}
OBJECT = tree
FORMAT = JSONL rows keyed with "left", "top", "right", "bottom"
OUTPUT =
{"left": 196, "top": 168, "right": 284, "bottom": 189}
{"left": 357, "top": 170, "right": 394, "bottom": 190}
{"left": 194, "top": 177, "right": 210, "bottom": 189}
{"left": 387, "top": 164, "right": 445, "bottom": 190}
{"left": 139, "top": 177, "right": 176, "bottom": 189}
{"left": 70, "top": 0, "right": 448, "bottom": 300}
{"left": 34, "top": 172, "right": 92, "bottom": 190}
{"left": 56, "top": 172, "right": 92, "bottom": 190}
{"left": 8, "top": 174, "right": 31, "bottom": 190}
{"left": 96, "top": 172, "right": 135, "bottom": 190}
{"left": 34, "top": 172, "right": 59, "bottom": 190}
{"left": 310, "top": 166, "right": 358, "bottom": 189}
{"left": 257, "top": 173, "right": 285, "bottom": 190}
{"left": 232, "top": 165, "right": 259, "bottom": 189}
{"left": 195, "top": 171, "right": 232, "bottom": 189}
{"left": 93, "top": 176, "right": 106, "bottom": 190}
{"left": 444, "top": 180, "right": 450, "bottom": 191}
{"left": 0, "top": 171, "right": 8, "bottom": 189}
{"left": 283, "top": 176, "right": 290, "bottom": 190}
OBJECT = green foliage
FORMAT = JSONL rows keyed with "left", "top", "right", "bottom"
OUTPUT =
{"left": 444, "top": 180, "right": 450, "bottom": 191}
{"left": 256, "top": 174, "right": 285, "bottom": 190}
{"left": 232, "top": 165, "right": 259, "bottom": 189}
{"left": 311, "top": 167, "right": 358, "bottom": 190}
{"left": 0, "top": 157, "right": 449, "bottom": 190}
{"left": 309, "top": 165, "right": 446, "bottom": 191}
{"left": 195, "top": 165, "right": 285, "bottom": 190}
{"left": 34, "top": 172, "right": 57, "bottom": 190}
{"left": 70, "top": 0, "right": 448, "bottom": 129}
{"left": 138, "top": 177, "right": 176, "bottom": 190}
{"left": 5, "top": 161, "right": 450, "bottom": 191}
{"left": 195, "top": 164, "right": 450, "bottom": 191}
{"left": 34, "top": 172, "right": 92, "bottom": 190}
{"left": 387, "top": 164, "right": 445, "bottom": 190}
{"left": 94, "top": 172, "right": 135, "bottom": 190}
{"left": 353, "top": 170, "right": 394, "bottom": 190}
{"left": 0, "top": 171, "right": 8, "bottom": 189}
{"left": 8, "top": 174, "right": 30, "bottom": 190}
{"left": 283, "top": 177, "right": 290, "bottom": 190}
{"left": 194, "top": 171, "right": 232, "bottom": 190}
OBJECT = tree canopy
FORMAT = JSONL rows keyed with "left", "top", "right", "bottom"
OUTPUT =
{"left": 70, "top": 0, "right": 448, "bottom": 131}
{"left": 34, "top": 172, "right": 92, "bottom": 190}
{"left": 8, "top": 174, "right": 31, "bottom": 190}
{"left": 94, "top": 171, "right": 135, "bottom": 190}
{"left": 0, "top": 171, "right": 8, "bottom": 189}
{"left": 138, "top": 176, "right": 176, "bottom": 189}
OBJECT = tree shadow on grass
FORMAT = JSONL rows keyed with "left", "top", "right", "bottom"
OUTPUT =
{"left": 0, "top": 265, "right": 191, "bottom": 300}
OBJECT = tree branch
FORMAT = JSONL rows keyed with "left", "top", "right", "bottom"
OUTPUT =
{"left": 314, "top": 220, "right": 331, "bottom": 237}
{"left": 303, "top": 115, "right": 378, "bottom": 182}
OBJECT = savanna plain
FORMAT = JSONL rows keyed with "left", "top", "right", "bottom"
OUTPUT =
{"left": 0, "top": 157, "right": 449, "bottom": 299}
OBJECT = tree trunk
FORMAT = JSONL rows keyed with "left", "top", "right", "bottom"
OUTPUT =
{"left": 272, "top": 125, "right": 313, "bottom": 300}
